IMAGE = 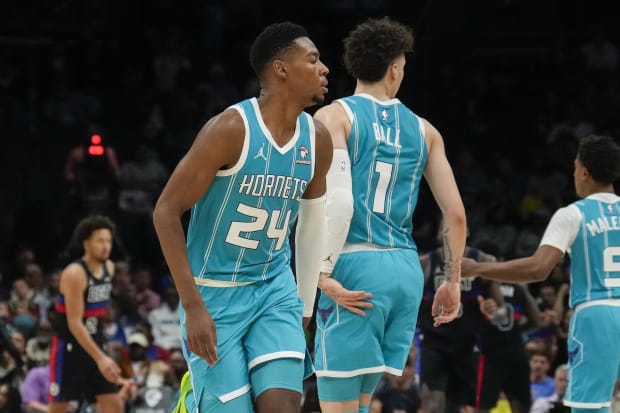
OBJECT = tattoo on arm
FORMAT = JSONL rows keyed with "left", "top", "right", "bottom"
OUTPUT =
{"left": 442, "top": 226, "right": 460, "bottom": 282}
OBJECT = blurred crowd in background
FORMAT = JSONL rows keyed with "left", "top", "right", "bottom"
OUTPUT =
{"left": 1, "top": 0, "right": 620, "bottom": 412}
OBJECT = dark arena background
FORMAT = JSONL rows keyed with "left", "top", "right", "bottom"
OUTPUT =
{"left": 0, "top": 1, "right": 619, "bottom": 412}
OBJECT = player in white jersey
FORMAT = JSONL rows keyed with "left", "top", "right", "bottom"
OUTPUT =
{"left": 154, "top": 22, "right": 332, "bottom": 413}
{"left": 462, "top": 135, "right": 620, "bottom": 413}
{"left": 313, "top": 17, "right": 467, "bottom": 413}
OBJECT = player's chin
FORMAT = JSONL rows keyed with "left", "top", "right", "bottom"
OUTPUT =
{"left": 311, "top": 94, "right": 326, "bottom": 106}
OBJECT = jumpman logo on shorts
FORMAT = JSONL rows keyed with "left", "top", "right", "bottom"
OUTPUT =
{"left": 254, "top": 143, "right": 268, "bottom": 161}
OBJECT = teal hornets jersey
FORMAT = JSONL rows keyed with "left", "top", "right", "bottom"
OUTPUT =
{"left": 570, "top": 197, "right": 620, "bottom": 307}
{"left": 186, "top": 98, "right": 316, "bottom": 283}
{"left": 338, "top": 93, "right": 428, "bottom": 249}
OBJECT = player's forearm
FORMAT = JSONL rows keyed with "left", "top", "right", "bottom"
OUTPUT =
{"left": 295, "top": 196, "right": 327, "bottom": 317}
{"left": 320, "top": 149, "right": 353, "bottom": 274}
{"left": 153, "top": 203, "right": 203, "bottom": 310}
{"left": 472, "top": 257, "right": 547, "bottom": 283}
{"left": 440, "top": 214, "right": 466, "bottom": 283}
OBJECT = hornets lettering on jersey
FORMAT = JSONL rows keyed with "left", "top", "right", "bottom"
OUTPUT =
{"left": 186, "top": 97, "right": 316, "bottom": 283}
{"left": 238, "top": 174, "right": 307, "bottom": 200}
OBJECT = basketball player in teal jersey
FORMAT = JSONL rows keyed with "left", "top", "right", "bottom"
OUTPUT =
{"left": 312, "top": 17, "right": 467, "bottom": 413}
{"left": 153, "top": 22, "right": 332, "bottom": 413}
{"left": 462, "top": 135, "right": 620, "bottom": 413}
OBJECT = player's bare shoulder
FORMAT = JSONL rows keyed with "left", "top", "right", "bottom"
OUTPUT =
{"left": 199, "top": 108, "right": 245, "bottom": 146}
{"left": 312, "top": 117, "right": 334, "bottom": 171}
{"left": 106, "top": 260, "right": 115, "bottom": 277}
{"left": 313, "top": 118, "right": 333, "bottom": 150}
{"left": 59, "top": 262, "right": 88, "bottom": 293}
{"left": 419, "top": 117, "right": 443, "bottom": 149}
{"left": 189, "top": 107, "right": 246, "bottom": 169}
{"left": 314, "top": 100, "right": 346, "bottom": 122}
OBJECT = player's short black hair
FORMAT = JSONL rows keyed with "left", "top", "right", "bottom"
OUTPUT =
{"left": 71, "top": 214, "right": 116, "bottom": 247}
{"left": 249, "top": 22, "right": 309, "bottom": 79}
{"left": 343, "top": 16, "right": 414, "bottom": 82}
{"left": 577, "top": 135, "right": 620, "bottom": 184}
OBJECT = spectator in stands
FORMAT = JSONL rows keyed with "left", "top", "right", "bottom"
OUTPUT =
{"left": 21, "top": 357, "right": 49, "bottom": 413}
{"left": 117, "top": 143, "right": 168, "bottom": 265}
{"left": 0, "top": 382, "right": 22, "bottom": 413}
{"left": 530, "top": 349, "right": 555, "bottom": 401}
{"left": 132, "top": 267, "right": 161, "bottom": 321}
{"left": 147, "top": 285, "right": 181, "bottom": 351}
{"left": 530, "top": 364, "right": 569, "bottom": 413}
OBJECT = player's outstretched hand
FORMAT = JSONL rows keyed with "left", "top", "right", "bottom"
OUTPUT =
{"left": 460, "top": 257, "right": 479, "bottom": 279}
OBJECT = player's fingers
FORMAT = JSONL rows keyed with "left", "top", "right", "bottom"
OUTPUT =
{"left": 433, "top": 314, "right": 457, "bottom": 326}
{"left": 189, "top": 337, "right": 215, "bottom": 366}
{"left": 204, "top": 346, "right": 217, "bottom": 366}
{"left": 433, "top": 300, "right": 452, "bottom": 316}
{"left": 352, "top": 300, "right": 373, "bottom": 308}
{"left": 435, "top": 306, "right": 459, "bottom": 323}
{"left": 344, "top": 304, "right": 366, "bottom": 316}
{"left": 343, "top": 290, "right": 373, "bottom": 299}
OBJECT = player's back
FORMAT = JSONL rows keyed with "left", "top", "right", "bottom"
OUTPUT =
{"left": 337, "top": 94, "right": 428, "bottom": 249}
{"left": 186, "top": 97, "right": 316, "bottom": 283}
{"left": 570, "top": 194, "right": 620, "bottom": 307}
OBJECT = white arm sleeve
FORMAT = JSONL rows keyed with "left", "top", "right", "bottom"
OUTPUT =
{"left": 295, "top": 196, "right": 327, "bottom": 317}
{"left": 320, "top": 148, "right": 354, "bottom": 273}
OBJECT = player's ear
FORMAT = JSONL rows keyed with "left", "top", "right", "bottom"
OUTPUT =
{"left": 273, "top": 59, "right": 287, "bottom": 80}
{"left": 389, "top": 63, "right": 398, "bottom": 79}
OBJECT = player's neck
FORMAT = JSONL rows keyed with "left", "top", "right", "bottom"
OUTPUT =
{"left": 354, "top": 81, "right": 394, "bottom": 101}
{"left": 584, "top": 183, "right": 616, "bottom": 197}
{"left": 256, "top": 94, "right": 300, "bottom": 145}
{"left": 82, "top": 255, "right": 105, "bottom": 278}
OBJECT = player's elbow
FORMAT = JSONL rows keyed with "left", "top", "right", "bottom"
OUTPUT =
{"left": 152, "top": 203, "right": 164, "bottom": 231}
{"left": 152, "top": 198, "right": 173, "bottom": 230}
{"left": 527, "top": 264, "right": 551, "bottom": 282}
{"left": 443, "top": 208, "right": 467, "bottom": 233}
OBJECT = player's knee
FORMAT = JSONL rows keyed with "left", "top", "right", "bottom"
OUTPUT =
{"left": 251, "top": 358, "right": 304, "bottom": 397}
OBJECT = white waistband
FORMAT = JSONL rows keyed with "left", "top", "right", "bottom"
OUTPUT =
{"left": 574, "top": 298, "right": 620, "bottom": 313}
{"left": 342, "top": 242, "right": 398, "bottom": 253}
{"left": 194, "top": 277, "right": 255, "bottom": 288}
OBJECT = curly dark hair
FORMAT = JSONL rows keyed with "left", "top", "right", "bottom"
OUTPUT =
{"left": 343, "top": 16, "right": 414, "bottom": 83}
{"left": 249, "top": 22, "right": 309, "bottom": 80}
{"left": 577, "top": 135, "right": 620, "bottom": 184}
{"left": 70, "top": 214, "right": 116, "bottom": 249}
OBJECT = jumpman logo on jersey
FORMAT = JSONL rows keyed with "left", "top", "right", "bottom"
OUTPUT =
{"left": 323, "top": 253, "right": 334, "bottom": 264}
{"left": 254, "top": 143, "right": 268, "bottom": 161}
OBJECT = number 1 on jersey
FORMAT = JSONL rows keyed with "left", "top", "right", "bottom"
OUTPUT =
{"left": 373, "top": 160, "right": 393, "bottom": 214}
